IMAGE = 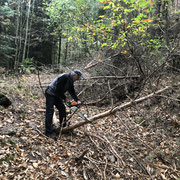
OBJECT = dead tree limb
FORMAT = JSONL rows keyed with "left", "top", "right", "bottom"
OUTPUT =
{"left": 62, "top": 86, "right": 170, "bottom": 133}
{"left": 84, "top": 83, "right": 122, "bottom": 106}
{"left": 87, "top": 75, "right": 140, "bottom": 80}
{"left": 84, "top": 61, "right": 99, "bottom": 70}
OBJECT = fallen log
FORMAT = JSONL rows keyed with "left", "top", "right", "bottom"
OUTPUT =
{"left": 62, "top": 86, "right": 170, "bottom": 133}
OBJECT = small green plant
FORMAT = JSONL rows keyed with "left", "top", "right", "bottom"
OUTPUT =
{"left": 18, "top": 58, "right": 35, "bottom": 74}
{"left": 10, "top": 137, "right": 17, "bottom": 148}
{"left": 32, "top": 96, "right": 38, "bottom": 100}
{"left": 137, "top": 117, "right": 143, "bottom": 124}
{"left": 0, "top": 154, "right": 15, "bottom": 164}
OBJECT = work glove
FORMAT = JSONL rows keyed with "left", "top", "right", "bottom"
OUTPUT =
{"left": 77, "top": 100, "right": 81, "bottom": 105}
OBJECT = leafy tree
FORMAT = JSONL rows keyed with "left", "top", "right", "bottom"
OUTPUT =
{"left": 0, "top": 0, "right": 15, "bottom": 68}
{"left": 44, "top": 0, "right": 100, "bottom": 64}
{"left": 76, "top": 0, "right": 179, "bottom": 75}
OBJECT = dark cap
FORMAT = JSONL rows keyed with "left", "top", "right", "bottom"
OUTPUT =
{"left": 73, "top": 69, "right": 83, "bottom": 80}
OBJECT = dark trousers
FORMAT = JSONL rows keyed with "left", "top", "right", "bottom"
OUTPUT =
{"left": 45, "top": 91, "right": 66, "bottom": 134}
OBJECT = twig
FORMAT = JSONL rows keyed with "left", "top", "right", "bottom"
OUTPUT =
{"left": 85, "top": 132, "right": 125, "bottom": 166}
{"left": 77, "top": 79, "right": 99, "bottom": 97}
{"left": 74, "top": 149, "right": 89, "bottom": 165}
{"left": 86, "top": 134, "right": 108, "bottom": 154}
{"left": 157, "top": 94, "right": 180, "bottom": 102}
{"left": 125, "top": 149, "right": 153, "bottom": 179}
{"left": 84, "top": 83, "right": 122, "bottom": 106}
{"left": 83, "top": 166, "right": 88, "bottom": 180}
{"left": 115, "top": 114, "right": 153, "bottom": 151}
{"left": 133, "top": 45, "right": 178, "bottom": 100}
{"left": 84, "top": 158, "right": 104, "bottom": 180}
{"left": 108, "top": 80, "right": 114, "bottom": 108}
{"left": 84, "top": 61, "right": 99, "bottom": 70}
{"left": 103, "top": 156, "right": 108, "bottom": 180}
{"left": 35, "top": 128, "right": 55, "bottom": 141}
{"left": 102, "top": 135, "right": 125, "bottom": 167}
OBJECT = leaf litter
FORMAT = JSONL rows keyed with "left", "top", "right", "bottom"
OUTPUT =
{"left": 0, "top": 73, "right": 179, "bottom": 179}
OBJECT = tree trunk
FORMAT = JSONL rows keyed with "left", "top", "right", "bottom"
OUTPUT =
{"left": 27, "top": 0, "right": 35, "bottom": 58}
{"left": 64, "top": 40, "right": 68, "bottom": 65}
{"left": 51, "top": 41, "right": 57, "bottom": 65}
{"left": 22, "top": 0, "right": 31, "bottom": 61}
{"left": 175, "top": 0, "right": 179, "bottom": 12}
{"left": 162, "top": 0, "right": 169, "bottom": 48}
{"left": 58, "top": 30, "right": 62, "bottom": 65}
{"left": 14, "top": 0, "right": 21, "bottom": 71}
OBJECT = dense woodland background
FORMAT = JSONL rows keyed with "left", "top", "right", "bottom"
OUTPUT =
{"left": 0, "top": 0, "right": 180, "bottom": 179}
{"left": 0, "top": 0, "right": 179, "bottom": 71}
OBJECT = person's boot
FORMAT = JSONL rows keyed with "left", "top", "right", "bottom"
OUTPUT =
{"left": 53, "top": 127, "right": 61, "bottom": 136}
{"left": 62, "top": 121, "right": 67, "bottom": 127}
{"left": 45, "top": 129, "right": 57, "bottom": 139}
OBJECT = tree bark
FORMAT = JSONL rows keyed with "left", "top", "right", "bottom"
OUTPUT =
{"left": 62, "top": 86, "right": 170, "bottom": 133}
{"left": 27, "top": 0, "right": 35, "bottom": 58}
{"left": 162, "top": 0, "right": 169, "bottom": 48}
{"left": 64, "top": 40, "right": 68, "bottom": 65}
{"left": 22, "top": 0, "right": 31, "bottom": 61}
{"left": 58, "top": 30, "right": 62, "bottom": 65}
{"left": 14, "top": 0, "right": 21, "bottom": 70}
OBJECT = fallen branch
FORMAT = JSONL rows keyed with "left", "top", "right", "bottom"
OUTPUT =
{"left": 62, "top": 86, "right": 170, "bottom": 133}
{"left": 87, "top": 75, "right": 140, "bottom": 80}
{"left": 84, "top": 61, "right": 99, "bottom": 70}
{"left": 74, "top": 149, "right": 89, "bottom": 165}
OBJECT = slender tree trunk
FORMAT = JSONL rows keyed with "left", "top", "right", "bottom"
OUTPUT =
{"left": 18, "top": 15, "right": 23, "bottom": 66}
{"left": 58, "top": 30, "right": 62, "bottom": 65}
{"left": 82, "top": 32, "right": 91, "bottom": 56}
{"left": 163, "top": 1, "right": 169, "bottom": 48}
{"left": 64, "top": 40, "right": 68, "bottom": 64}
{"left": 51, "top": 41, "right": 57, "bottom": 65}
{"left": 175, "top": 0, "right": 179, "bottom": 12}
{"left": 27, "top": 0, "right": 35, "bottom": 58}
{"left": 14, "top": 0, "right": 21, "bottom": 70}
{"left": 22, "top": 0, "right": 31, "bottom": 61}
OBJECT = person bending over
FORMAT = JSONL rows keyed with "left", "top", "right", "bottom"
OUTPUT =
{"left": 45, "top": 69, "right": 82, "bottom": 136}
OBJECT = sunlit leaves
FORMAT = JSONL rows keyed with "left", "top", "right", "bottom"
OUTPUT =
{"left": 142, "top": 19, "right": 152, "bottom": 22}
{"left": 68, "top": 36, "right": 73, "bottom": 41}
{"left": 89, "top": 0, "right": 155, "bottom": 50}
{"left": 149, "top": 0, "right": 153, "bottom": 6}
{"left": 45, "top": 0, "right": 100, "bottom": 52}
{"left": 44, "top": 0, "right": 159, "bottom": 54}
{"left": 99, "top": 0, "right": 108, "bottom": 4}
{"left": 98, "top": 56, "right": 102, "bottom": 61}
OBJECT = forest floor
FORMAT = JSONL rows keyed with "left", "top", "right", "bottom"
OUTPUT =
{"left": 0, "top": 72, "right": 180, "bottom": 180}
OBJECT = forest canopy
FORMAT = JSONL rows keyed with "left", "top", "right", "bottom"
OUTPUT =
{"left": 0, "top": 0, "right": 179, "bottom": 72}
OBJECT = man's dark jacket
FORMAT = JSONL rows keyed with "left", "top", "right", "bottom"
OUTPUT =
{"left": 46, "top": 73, "right": 79, "bottom": 101}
